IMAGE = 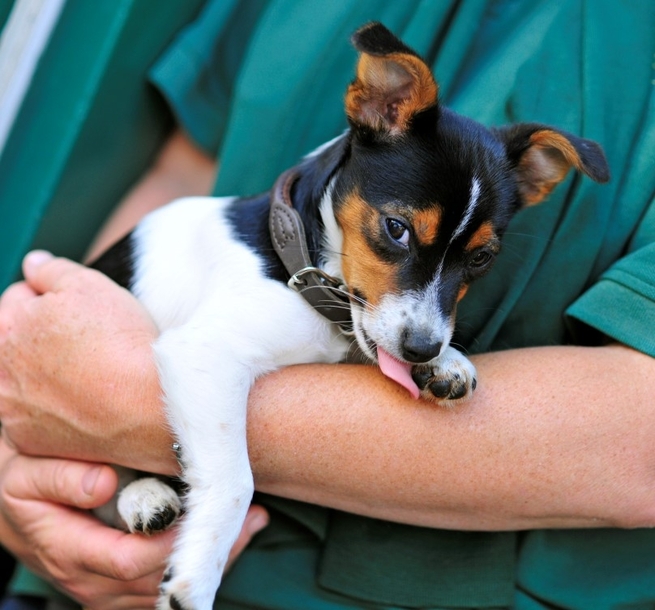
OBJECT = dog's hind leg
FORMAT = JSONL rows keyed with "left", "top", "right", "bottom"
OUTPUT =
{"left": 153, "top": 321, "right": 256, "bottom": 610}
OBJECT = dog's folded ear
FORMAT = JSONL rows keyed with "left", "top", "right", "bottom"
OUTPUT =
{"left": 346, "top": 22, "right": 438, "bottom": 136}
{"left": 496, "top": 124, "right": 610, "bottom": 207}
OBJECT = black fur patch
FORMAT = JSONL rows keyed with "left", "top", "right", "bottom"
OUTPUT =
{"left": 89, "top": 232, "right": 136, "bottom": 289}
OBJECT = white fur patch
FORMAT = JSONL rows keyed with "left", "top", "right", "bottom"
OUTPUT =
{"left": 450, "top": 176, "right": 481, "bottom": 244}
{"left": 359, "top": 287, "right": 452, "bottom": 363}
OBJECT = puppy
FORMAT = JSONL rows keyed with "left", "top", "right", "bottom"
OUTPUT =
{"left": 92, "top": 22, "right": 609, "bottom": 610}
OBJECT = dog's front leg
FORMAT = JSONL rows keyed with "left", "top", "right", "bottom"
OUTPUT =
{"left": 153, "top": 323, "right": 255, "bottom": 610}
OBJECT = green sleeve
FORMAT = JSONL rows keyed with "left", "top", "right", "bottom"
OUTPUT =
{"left": 567, "top": 237, "right": 655, "bottom": 356}
{"left": 566, "top": 62, "right": 655, "bottom": 356}
{"left": 148, "top": 0, "right": 268, "bottom": 157}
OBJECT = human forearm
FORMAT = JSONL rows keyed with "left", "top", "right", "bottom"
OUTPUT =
{"left": 247, "top": 343, "right": 655, "bottom": 530}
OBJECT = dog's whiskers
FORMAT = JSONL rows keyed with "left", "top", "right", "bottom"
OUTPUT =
{"left": 297, "top": 283, "right": 378, "bottom": 313}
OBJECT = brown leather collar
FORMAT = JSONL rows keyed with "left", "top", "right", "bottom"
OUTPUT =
{"left": 268, "top": 168, "right": 353, "bottom": 333}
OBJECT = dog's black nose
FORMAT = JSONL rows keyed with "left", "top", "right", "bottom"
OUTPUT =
{"left": 401, "top": 333, "right": 442, "bottom": 363}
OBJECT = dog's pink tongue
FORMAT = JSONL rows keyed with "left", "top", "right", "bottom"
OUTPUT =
{"left": 376, "top": 347, "right": 420, "bottom": 399}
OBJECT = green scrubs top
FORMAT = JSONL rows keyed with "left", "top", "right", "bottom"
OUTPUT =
{"left": 4, "top": 1, "right": 655, "bottom": 608}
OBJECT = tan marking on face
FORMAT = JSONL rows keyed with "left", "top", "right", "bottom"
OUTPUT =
{"left": 346, "top": 52, "right": 438, "bottom": 134}
{"left": 464, "top": 222, "right": 497, "bottom": 251}
{"left": 412, "top": 208, "right": 442, "bottom": 246}
{"left": 336, "top": 192, "right": 398, "bottom": 307}
{"left": 457, "top": 285, "right": 469, "bottom": 302}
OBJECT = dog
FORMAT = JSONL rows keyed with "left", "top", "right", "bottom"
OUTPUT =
{"left": 91, "top": 22, "right": 609, "bottom": 610}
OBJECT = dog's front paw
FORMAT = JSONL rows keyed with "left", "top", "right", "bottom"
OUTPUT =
{"left": 117, "top": 477, "right": 182, "bottom": 535}
{"left": 411, "top": 346, "right": 477, "bottom": 405}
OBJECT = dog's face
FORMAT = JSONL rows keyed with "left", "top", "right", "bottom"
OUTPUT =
{"left": 334, "top": 116, "right": 514, "bottom": 364}
{"left": 331, "top": 23, "right": 609, "bottom": 366}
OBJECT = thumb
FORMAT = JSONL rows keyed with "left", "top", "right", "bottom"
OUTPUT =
{"left": 5, "top": 455, "right": 118, "bottom": 510}
{"left": 22, "top": 251, "right": 87, "bottom": 294}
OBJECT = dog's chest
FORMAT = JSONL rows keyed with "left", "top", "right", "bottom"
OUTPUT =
{"left": 128, "top": 196, "right": 349, "bottom": 369}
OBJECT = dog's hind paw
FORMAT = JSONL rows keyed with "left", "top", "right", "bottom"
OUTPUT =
{"left": 117, "top": 477, "right": 182, "bottom": 535}
{"left": 412, "top": 346, "right": 477, "bottom": 405}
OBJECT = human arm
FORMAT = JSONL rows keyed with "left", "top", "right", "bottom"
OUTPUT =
{"left": 248, "top": 343, "right": 655, "bottom": 530}
{"left": 2, "top": 254, "right": 655, "bottom": 531}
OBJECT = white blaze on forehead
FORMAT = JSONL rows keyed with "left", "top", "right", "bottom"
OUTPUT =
{"left": 449, "top": 177, "right": 481, "bottom": 245}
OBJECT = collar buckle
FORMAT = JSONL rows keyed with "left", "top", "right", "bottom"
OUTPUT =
{"left": 287, "top": 266, "right": 343, "bottom": 291}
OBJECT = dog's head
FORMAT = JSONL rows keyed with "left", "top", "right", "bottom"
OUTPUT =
{"left": 325, "top": 22, "right": 609, "bottom": 378}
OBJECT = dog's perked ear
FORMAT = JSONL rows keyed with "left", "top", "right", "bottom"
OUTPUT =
{"left": 346, "top": 22, "right": 438, "bottom": 136}
{"left": 496, "top": 124, "right": 611, "bottom": 207}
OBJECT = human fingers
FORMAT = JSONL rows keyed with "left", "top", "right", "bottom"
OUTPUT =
{"left": 67, "top": 514, "right": 174, "bottom": 584}
{"left": 0, "top": 255, "right": 169, "bottom": 473}
{"left": 4, "top": 495, "right": 173, "bottom": 609}
{"left": 0, "top": 451, "right": 174, "bottom": 606}
{"left": 2, "top": 453, "right": 118, "bottom": 510}
{"left": 0, "top": 282, "right": 38, "bottom": 347}
{"left": 2, "top": 455, "right": 175, "bottom": 580}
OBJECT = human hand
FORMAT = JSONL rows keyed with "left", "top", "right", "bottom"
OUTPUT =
{"left": 0, "top": 252, "right": 175, "bottom": 474}
{"left": 0, "top": 440, "right": 268, "bottom": 610}
{"left": 0, "top": 438, "right": 170, "bottom": 610}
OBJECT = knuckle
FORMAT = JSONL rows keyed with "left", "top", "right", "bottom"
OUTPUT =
{"left": 49, "top": 460, "right": 75, "bottom": 501}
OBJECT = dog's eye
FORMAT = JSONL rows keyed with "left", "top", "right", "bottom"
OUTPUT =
{"left": 468, "top": 249, "right": 494, "bottom": 269}
{"left": 385, "top": 218, "right": 410, "bottom": 246}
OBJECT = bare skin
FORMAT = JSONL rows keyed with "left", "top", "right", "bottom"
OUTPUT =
{"left": 248, "top": 343, "right": 655, "bottom": 530}
{"left": 0, "top": 441, "right": 175, "bottom": 610}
